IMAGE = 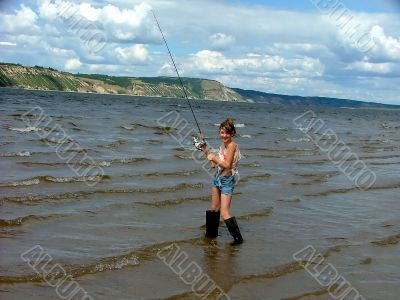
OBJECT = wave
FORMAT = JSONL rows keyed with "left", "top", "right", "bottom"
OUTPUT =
{"left": 0, "top": 175, "right": 110, "bottom": 187}
{"left": 271, "top": 126, "right": 289, "bottom": 131}
{"left": 120, "top": 123, "right": 156, "bottom": 131}
{"left": 64, "top": 148, "right": 88, "bottom": 154}
{"left": 0, "top": 151, "right": 31, "bottom": 157}
{"left": 240, "top": 244, "right": 345, "bottom": 283}
{"left": 240, "top": 162, "right": 262, "bottom": 168}
{"left": 0, "top": 141, "right": 12, "bottom": 147}
{"left": 1, "top": 235, "right": 343, "bottom": 285}
{"left": 244, "top": 147, "right": 317, "bottom": 152}
{"left": 119, "top": 170, "right": 200, "bottom": 179}
{"left": 40, "top": 137, "right": 73, "bottom": 145}
{"left": 150, "top": 244, "right": 346, "bottom": 300}
{"left": 174, "top": 154, "right": 194, "bottom": 160}
{"left": 0, "top": 237, "right": 200, "bottom": 284}
{"left": 369, "top": 161, "right": 400, "bottom": 166}
{"left": 290, "top": 171, "right": 339, "bottom": 186}
{"left": 281, "top": 287, "right": 333, "bottom": 300}
{"left": 0, "top": 214, "right": 61, "bottom": 227}
{"left": 304, "top": 187, "right": 356, "bottom": 197}
{"left": 371, "top": 233, "right": 400, "bottom": 246}
{"left": 0, "top": 178, "right": 40, "bottom": 187}
{"left": 142, "top": 170, "right": 200, "bottom": 177}
{"left": 239, "top": 173, "right": 272, "bottom": 185}
{"left": 3, "top": 182, "right": 204, "bottom": 204}
{"left": 146, "top": 139, "right": 163, "bottom": 145}
{"left": 305, "top": 182, "right": 400, "bottom": 197}
{"left": 9, "top": 113, "right": 79, "bottom": 121}
{"left": 137, "top": 195, "right": 210, "bottom": 207}
{"left": 100, "top": 140, "right": 126, "bottom": 149}
{"left": 17, "top": 157, "right": 150, "bottom": 168}
{"left": 361, "top": 154, "right": 400, "bottom": 160}
{"left": 380, "top": 122, "right": 392, "bottom": 129}
{"left": 237, "top": 207, "right": 273, "bottom": 220}
{"left": 8, "top": 126, "right": 40, "bottom": 133}
{"left": 286, "top": 137, "right": 311, "bottom": 143}
{"left": 294, "top": 160, "right": 328, "bottom": 165}
{"left": 154, "top": 126, "right": 176, "bottom": 135}
{"left": 360, "top": 257, "right": 372, "bottom": 265}
{"left": 113, "top": 157, "right": 150, "bottom": 165}
{"left": 275, "top": 198, "right": 302, "bottom": 204}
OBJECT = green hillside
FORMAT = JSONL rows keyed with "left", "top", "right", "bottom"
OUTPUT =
{"left": 0, "top": 63, "right": 246, "bottom": 102}
{"left": 1, "top": 62, "right": 397, "bottom": 108}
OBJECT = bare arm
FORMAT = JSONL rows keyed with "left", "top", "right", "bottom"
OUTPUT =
{"left": 207, "top": 143, "right": 237, "bottom": 170}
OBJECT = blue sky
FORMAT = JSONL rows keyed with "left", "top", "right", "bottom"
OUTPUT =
{"left": 0, "top": 0, "right": 399, "bottom": 104}
{"left": 235, "top": 0, "right": 400, "bottom": 12}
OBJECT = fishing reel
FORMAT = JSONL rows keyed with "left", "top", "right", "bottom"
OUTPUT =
{"left": 193, "top": 137, "right": 207, "bottom": 151}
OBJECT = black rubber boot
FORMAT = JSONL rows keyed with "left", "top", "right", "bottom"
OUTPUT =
{"left": 224, "top": 217, "right": 243, "bottom": 245}
{"left": 205, "top": 210, "right": 220, "bottom": 237}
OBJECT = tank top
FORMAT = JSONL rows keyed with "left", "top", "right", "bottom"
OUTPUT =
{"left": 217, "top": 143, "right": 242, "bottom": 177}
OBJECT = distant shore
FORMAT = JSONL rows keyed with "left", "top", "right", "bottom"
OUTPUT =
{"left": 0, "top": 86, "right": 253, "bottom": 103}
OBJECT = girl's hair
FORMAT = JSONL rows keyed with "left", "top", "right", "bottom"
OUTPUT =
{"left": 219, "top": 118, "right": 236, "bottom": 137}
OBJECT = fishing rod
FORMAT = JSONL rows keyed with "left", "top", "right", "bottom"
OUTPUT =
{"left": 151, "top": 10, "right": 206, "bottom": 150}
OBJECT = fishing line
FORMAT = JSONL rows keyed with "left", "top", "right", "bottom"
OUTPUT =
{"left": 151, "top": 10, "right": 204, "bottom": 141}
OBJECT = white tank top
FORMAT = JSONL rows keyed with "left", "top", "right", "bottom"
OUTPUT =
{"left": 217, "top": 143, "right": 242, "bottom": 176}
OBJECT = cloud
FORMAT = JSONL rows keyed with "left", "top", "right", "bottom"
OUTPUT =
{"left": 346, "top": 61, "right": 394, "bottom": 74}
{"left": 0, "top": 41, "right": 17, "bottom": 46}
{"left": 184, "top": 50, "right": 324, "bottom": 78}
{"left": 0, "top": 0, "right": 399, "bottom": 104}
{"left": 115, "top": 44, "right": 149, "bottom": 63}
{"left": 64, "top": 58, "right": 82, "bottom": 70}
{"left": 209, "top": 33, "right": 235, "bottom": 50}
{"left": 0, "top": 4, "right": 39, "bottom": 34}
{"left": 37, "top": 0, "right": 60, "bottom": 20}
{"left": 369, "top": 25, "right": 400, "bottom": 61}
{"left": 37, "top": 0, "right": 159, "bottom": 46}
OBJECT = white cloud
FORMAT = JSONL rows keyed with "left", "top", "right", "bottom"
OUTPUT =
{"left": 209, "top": 33, "right": 235, "bottom": 50}
{"left": 0, "top": 42, "right": 17, "bottom": 46}
{"left": 0, "top": 4, "right": 39, "bottom": 34}
{"left": 369, "top": 25, "right": 400, "bottom": 61}
{"left": 37, "top": 0, "right": 60, "bottom": 20}
{"left": 185, "top": 50, "right": 324, "bottom": 78}
{"left": 346, "top": 61, "right": 394, "bottom": 74}
{"left": 79, "top": 3, "right": 101, "bottom": 22}
{"left": 189, "top": 50, "right": 234, "bottom": 74}
{"left": 115, "top": 44, "right": 149, "bottom": 63}
{"left": 38, "top": 1, "right": 157, "bottom": 44}
{"left": 0, "top": 0, "right": 399, "bottom": 104}
{"left": 51, "top": 47, "right": 75, "bottom": 57}
{"left": 64, "top": 58, "right": 82, "bottom": 70}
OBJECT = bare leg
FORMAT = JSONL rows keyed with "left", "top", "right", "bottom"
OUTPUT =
{"left": 220, "top": 194, "right": 232, "bottom": 220}
{"left": 211, "top": 187, "right": 221, "bottom": 211}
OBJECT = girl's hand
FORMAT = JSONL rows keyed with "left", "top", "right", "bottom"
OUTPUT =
{"left": 207, "top": 153, "right": 215, "bottom": 161}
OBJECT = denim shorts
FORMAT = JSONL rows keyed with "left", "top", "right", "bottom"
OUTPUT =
{"left": 212, "top": 175, "right": 236, "bottom": 195}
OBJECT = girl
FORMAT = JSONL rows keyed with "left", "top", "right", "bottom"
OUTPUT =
{"left": 201, "top": 118, "right": 243, "bottom": 245}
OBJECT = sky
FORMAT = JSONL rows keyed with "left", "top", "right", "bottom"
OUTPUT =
{"left": 0, "top": 0, "right": 399, "bottom": 104}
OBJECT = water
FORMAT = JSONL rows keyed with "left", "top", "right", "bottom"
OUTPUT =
{"left": 0, "top": 88, "right": 399, "bottom": 300}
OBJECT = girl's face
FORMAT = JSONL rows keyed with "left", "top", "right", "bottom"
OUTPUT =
{"left": 219, "top": 127, "right": 232, "bottom": 143}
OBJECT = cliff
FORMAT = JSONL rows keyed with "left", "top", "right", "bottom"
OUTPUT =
{"left": 0, "top": 63, "right": 247, "bottom": 102}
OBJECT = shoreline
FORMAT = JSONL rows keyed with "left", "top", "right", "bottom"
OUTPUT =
{"left": 0, "top": 86, "right": 253, "bottom": 104}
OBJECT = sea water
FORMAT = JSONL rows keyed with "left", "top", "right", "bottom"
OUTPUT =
{"left": 0, "top": 88, "right": 399, "bottom": 300}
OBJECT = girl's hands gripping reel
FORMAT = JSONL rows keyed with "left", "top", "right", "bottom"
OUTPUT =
{"left": 193, "top": 136, "right": 207, "bottom": 151}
